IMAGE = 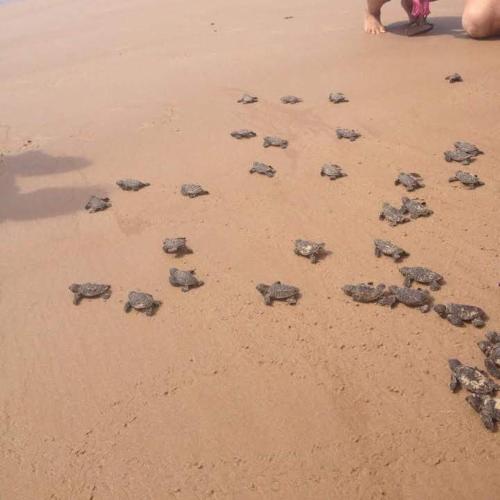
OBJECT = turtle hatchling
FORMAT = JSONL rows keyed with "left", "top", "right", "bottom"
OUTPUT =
{"left": 294, "top": 239, "right": 325, "bottom": 263}
{"left": 448, "top": 359, "right": 498, "bottom": 394}
{"left": 280, "top": 95, "right": 302, "bottom": 104}
{"left": 162, "top": 237, "right": 190, "bottom": 256}
{"left": 394, "top": 172, "right": 424, "bottom": 191}
{"left": 434, "top": 303, "right": 487, "bottom": 327}
{"left": 445, "top": 73, "right": 463, "bottom": 83}
{"left": 336, "top": 128, "right": 361, "bottom": 141}
{"left": 374, "top": 239, "right": 408, "bottom": 261}
{"left": 85, "top": 195, "right": 111, "bottom": 213}
{"left": 231, "top": 129, "right": 257, "bottom": 139}
{"left": 380, "top": 286, "right": 432, "bottom": 312}
{"left": 263, "top": 136, "right": 288, "bottom": 148}
{"left": 69, "top": 283, "right": 111, "bottom": 305}
{"left": 124, "top": 291, "right": 162, "bottom": 316}
{"left": 237, "top": 94, "right": 258, "bottom": 104}
{"left": 249, "top": 162, "right": 276, "bottom": 177}
{"left": 116, "top": 179, "right": 150, "bottom": 191}
{"left": 169, "top": 268, "right": 204, "bottom": 292}
{"left": 379, "top": 203, "right": 409, "bottom": 226}
{"left": 466, "top": 394, "right": 500, "bottom": 432}
{"left": 256, "top": 281, "right": 300, "bottom": 305}
{"left": 478, "top": 331, "right": 500, "bottom": 379}
{"left": 181, "top": 184, "right": 208, "bottom": 198}
{"left": 401, "top": 197, "right": 433, "bottom": 218}
{"left": 329, "top": 92, "right": 348, "bottom": 104}
{"left": 454, "top": 141, "right": 483, "bottom": 157}
{"left": 342, "top": 282, "right": 387, "bottom": 304}
{"left": 399, "top": 266, "right": 443, "bottom": 291}
{"left": 320, "top": 164, "right": 346, "bottom": 180}
{"left": 444, "top": 149, "right": 474, "bottom": 165}
{"left": 448, "top": 171, "right": 484, "bottom": 189}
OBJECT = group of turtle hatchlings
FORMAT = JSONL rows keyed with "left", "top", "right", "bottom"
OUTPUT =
{"left": 76, "top": 86, "right": 494, "bottom": 430}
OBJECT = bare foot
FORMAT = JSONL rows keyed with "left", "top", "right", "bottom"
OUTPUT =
{"left": 365, "top": 12, "right": 386, "bottom": 34}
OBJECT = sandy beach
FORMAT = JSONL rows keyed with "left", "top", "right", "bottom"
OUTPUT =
{"left": 1, "top": 0, "right": 500, "bottom": 498}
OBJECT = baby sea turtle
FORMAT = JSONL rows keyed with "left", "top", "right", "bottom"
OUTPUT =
{"left": 380, "top": 286, "right": 432, "bottom": 312}
{"left": 329, "top": 92, "right": 348, "bottom": 104}
{"left": 249, "top": 162, "right": 276, "bottom": 177}
{"left": 454, "top": 141, "right": 483, "bottom": 157}
{"left": 231, "top": 129, "right": 257, "bottom": 139}
{"left": 448, "top": 171, "right": 484, "bottom": 188}
{"left": 445, "top": 73, "right": 463, "bottom": 83}
{"left": 85, "top": 195, "right": 111, "bottom": 213}
{"left": 69, "top": 283, "right": 111, "bottom": 305}
{"left": 379, "top": 203, "right": 409, "bottom": 226}
{"left": 124, "top": 291, "right": 162, "bottom": 316}
{"left": 294, "top": 239, "right": 325, "bottom": 263}
{"left": 448, "top": 359, "right": 498, "bottom": 394}
{"left": 237, "top": 94, "right": 258, "bottom": 104}
{"left": 478, "top": 331, "right": 500, "bottom": 379}
{"left": 394, "top": 172, "right": 424, "bottom": 191}
{"left": 401, "top": 197, "right": 433, "bottom": 218}
{"left": 444, "top": 149, "right": 474, "bottom": 165}
{"left": 181, "top": 184, "right": 208, "bottom": 198}
{"left": 169, "top": 268, "right": 204, "bottom": 292}
{"left": 374, "top": 239, "right": 408, "bottom": 261}
{"left": 263, "top": 136, "right": 288, "bottom": 148}
{"left": 320, "top": 164, "right": 346, "bottom": 180}
{"left": 342, "top": 283, "right": 387, "bottom": 303}
{"left": 162, "top": 237, "right": 191, "bottom": 256}
{"left": 256, "top": 281, "right": 300, "bottom": 305}
{"left": 434, "top": 303, "right": 487, "bottom": 327}
{"left": 336, "top": 128, "right": 361, "bottom": 141}
{"left": 399, "top": 266, "right": 443, "bottom": 291}
{"left": 466, "top": 394, "right": 500, "bottom": 432}
{"left": 280, "top": 95, "right": 302, "bottom": 104}
{"left": 116, "top": 179, "right": 150, "bottom": 191}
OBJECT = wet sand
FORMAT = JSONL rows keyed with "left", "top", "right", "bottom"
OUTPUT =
{"left": 1, "top": 0, "right": 500, "bottom": 498}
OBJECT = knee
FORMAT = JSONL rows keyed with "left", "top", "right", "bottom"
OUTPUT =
{"left": 462, "top": 9, "right": 491, "bottom": 38}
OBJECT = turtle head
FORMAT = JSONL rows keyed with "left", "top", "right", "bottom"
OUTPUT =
{"left": 169, "top": 268, "right": 178, "bottom": 276}
{"left": 486, "top": 331, "right": 500, "bottom": 344}
{"left": 448, "top": 358, "right": 462, "bottom": 371}
{"left": 399, "top": 267, "right": 409, "bottom": 275}
{"left": 434, "top": 304, "right": 447, "bottom": 317}
{"left": 341, "top": 284, "right": 354, "bottom": 296}
{"left": 256, "top": 284, "right": 270, "bottom": 296}
{"left": 477, "top": 340, "right": 491, "bottom": 355}
{"left": 69, "top": 283, "right": 80, "bottom": 292}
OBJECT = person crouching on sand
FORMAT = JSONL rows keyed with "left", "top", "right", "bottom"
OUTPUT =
{"left": 365, "top": 0, "right": 500, "bottom": 38}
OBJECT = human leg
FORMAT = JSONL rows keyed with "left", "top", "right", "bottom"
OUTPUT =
{"left": 463, "top": 0, "right": 500, "bottom": 38}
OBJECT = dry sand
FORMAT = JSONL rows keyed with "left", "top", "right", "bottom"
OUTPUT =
{"left": 1, "top": 0, "right": 500, "bottom": 498}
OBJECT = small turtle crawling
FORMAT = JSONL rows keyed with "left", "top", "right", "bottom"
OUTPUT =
{"left": 379, "top": 203, "right": 409, "bottom": 226}
{"left": 181, "top": 184, "right": 209, "bottom": 198}
{"left": 434, "top": 303, "right": 487, "bottom": 328}
{"left": 342, "top": 282, "right": 387, "bottom": 303}
{"left": 336, "top": 128, "right": 361, "bottom": 141}
{"left": 237, "top": 94, "right": 258, "bottom": 104}
{"left": 380, "top": 285, "right": 432, "bottom": 312}
{"left": 320, "top": 164, "right": 346, "bottom": 180}
{"left": 444, "top": 149, "right": 475, "bottom": 165}
{"left": 85, "top": 196, "right": 111, "bottom": 213}
{"left": 454, "top": 141, "right": 483, "bottom": 157}
{"left": 256, "top": 281, "right": 300, "bottom": 305}
{"left": 280, "top": 95, "right": 302, "bottom": 104}
{"left": 231, "top": 129, "right": 257, "bottom": 139}
{"left": 124, "top": 291, "right": 162, "bottom": 316}
{"left": 329, "top": 92, "right": 348, "bottom": 104}
{"left": 448, "top": 359, "right": 498, "bottom": 394}
{"left": 466, "top": 394, "right": 500, "bottom": 431}
{"left": 374, "top": 239, "right": 408, "bottom": 261}
{"left": 294, "top": 239, "right": 325, "bottom": 263}
{"left": 263, "top": 136, "right": 288, "bottom": 148}
{"left": 478, "top": 331, "right": 500, "bottom": 379}
{"left": 394, "top": 172, "right": 424, "bottom": 191}
{"left": 162, "top": 237, "right": 191, "bottom": 256}
{"left": 69, "top": 283, "right": 111, "bottom": 305}
{"left": 448, "top": 171, "right": 484, "bottom": 189}
{"left": 445, "top": 73, "right": 463, "bottom": 83}
{"left": 401, "top": 197, "right": 433, "bottom": 219}
{"left": 249, "top": 162, "right": 276, "bottom": 177}
{"left": 399, "top": 266, "right": 444, "bottom": 291}
{"left": 116, "top": 179, "right": 150, "bottom": 191}
{"left": 169, "top": 268, "right": 204, "bottom": 292}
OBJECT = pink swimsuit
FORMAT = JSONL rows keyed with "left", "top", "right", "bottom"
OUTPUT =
{"left": 412, "top": 0, "right": 430, "bottom": 18}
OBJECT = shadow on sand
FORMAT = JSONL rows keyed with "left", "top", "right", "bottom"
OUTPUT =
{"left": 0, "top": 150, "right": 101, "bottom": 222}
